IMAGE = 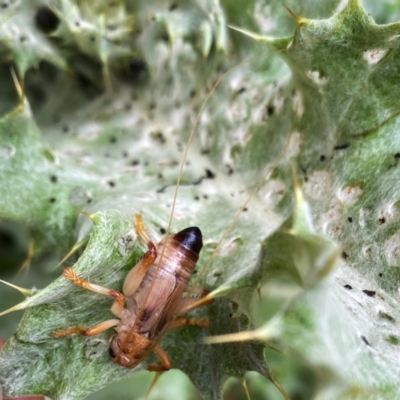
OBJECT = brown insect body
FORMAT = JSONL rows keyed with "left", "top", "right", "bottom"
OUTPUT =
{"left": 110, "top": 227, "right": 204, "bottom": 368}
{"left": 53, "top": 222, "right": 211, "bottom": 371}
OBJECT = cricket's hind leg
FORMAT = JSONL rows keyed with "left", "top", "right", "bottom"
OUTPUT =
{"left": 161, "top": 287, "right": 214, "bottom": 336}
{"left": 61, "top": 267, "right": 125, "bottom": 316}
{"left": 52, "top": 319, "right": 119, "bottom": 338}
{"left": 146, "top": 293, "right": 212, "bottom": 372}
{"left": 175, "top": 286, "right": 214, "bottom": 316}
{"left": 52, "top": 267, "right": 126, "bottom": 338}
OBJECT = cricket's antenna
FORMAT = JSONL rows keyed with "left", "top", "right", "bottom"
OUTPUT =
{"left": 130, "top": 51, "right": 282, "bottom": 348}
{"left": 165, "top": 54, "right": 270, "bottom": 240}
{"left": 192, "top": 129, "right": 293, "bottom": 288}
{"left": 129, "top": 18, "right": 336, "bottom": 352}
{"left": 165, "top": 21, "right": 336, "bottom": 239}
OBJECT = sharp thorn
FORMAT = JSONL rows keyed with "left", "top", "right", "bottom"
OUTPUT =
{"left": 9, "top": 67, "right": 24, "bottom": 102}
{"left": 52, "top": 237, "right": 89, "bottom": 271}
{"left": 16, "top": 238, "right": 34, "bottom": 276}
{"left": 0, "top": 279, "right": 32, "bottom": 296}
{"left": 0, "top": 299, "right": 31, "bottom": 317}
{"left": 284, "top": 4, "right": 304, "bottom": 25}
{"left": 227, "top": 25, "right": 266, "bottom": 42}
{"left": 76, "top": 210, "right": 99, "bottom": 224}
{"left": 291, "top": 161, "right": 304, "bottom": 204}
{"left": 204, "top": 328, "right": 266, "bottom": 344}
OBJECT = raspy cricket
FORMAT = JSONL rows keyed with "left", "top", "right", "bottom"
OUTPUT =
{"left": 0, "top": 1, "right": 341, "bottom": 398}
{"left": 51, "top": 214, "right": 213, "bottom": 370}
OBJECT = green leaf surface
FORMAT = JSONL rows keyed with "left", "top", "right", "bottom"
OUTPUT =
{"left": 2, "top": 1, "right": 400, "bottom": 399}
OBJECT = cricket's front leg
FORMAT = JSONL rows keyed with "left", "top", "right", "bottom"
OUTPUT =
{"left": 147, "top": 344, "right": 171, "bottom": 372}
{"left": 62, "top": 267, "right": 125, "bottom": 316}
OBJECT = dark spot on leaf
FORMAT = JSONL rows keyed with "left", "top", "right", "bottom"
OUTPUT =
{"left": 90, "top": 36, "right": 96, "bottom": 42}
{"left": 205, "top": 169, "right": 215, "bottom": 179}
{"left": 149, "top": 101, "right": 156, "bottom": 110}
{"left": 157, "top": 185, "right": 166, "bottom": 194}
{"left": 115, "top": 59, "right": 148, "bottom": 84}
{"left": 333, "top": 143, "right": 350, "bottom": 150}
{"left": 194, "top": 196, "right": 200, "bottom": 201}
{"left": 62, "top": 125, "right": 70, "bottom": 133}
{"left": 131, "top": 160, "right": 139, "bottom": 166}
{"left": 157, "top": 173, "right": 163, "bottom": 179}
{"left": 236, "top": 87, "right": 246, "bottom": 94}
{"left": 395, "top": 153, "right": 400, "bottom": 159}
{"left": 152, "top": 131, "right": 166, "bottom": 144}
{"left": 49, "top": 197, "right": 56, "bottom": 203}
{"left": 87, "top": 198, "right": 92, "bottom": 204}
{"left": 19, "top": 35, "right": 28, "bottom": 43}
{"left": 110, "top": 137, "right": 117, "bottom": 144}
{"left": 361, "top": 335, "right": 370, "bottom": 346}
{"left": 243, "top": 207, "right": 248, "bottom": 212}
{"left": 266, "top": 105, "right": 274, "bottom": 116}
{"left": 203, "top": 195, "right": 208, "bottom": 199}
{"left": 201, "top": 149, "right": 210, "bottom": 155}
{"left": 193, "top": 270, "right": 198, "bottom": 274}
{"left": 344, "top": 284, "right": 352, "bottom": 289}
{"left": 108, "top": 181, "right": 115, "bottom": 187}
{"left": 189, "top": 89, "right": 196, "bottom": 98}
{"left": 50, "top": 175, "right": 58, "bottom": 183}
{"left": 347, "top": 217, "right": 353, "bottom": 223}
{"left": 362, "top": 289, "right": 376, "bottom": 297}
{"left": 75, "top": 21, "right": 80, "bottom": 27}
{"left": 341, "top": 252, "right": 349, "bottom": 259}
{"left": 35, "top": 6, "right": 60, "bottom": 34}
{"left": 320, "top": 155, "right": 325, "bottom": 161}
{"left": 378, "top": 217, "right": 386, "bottom": 225}
{"left": 160, "top": 228, "right": 166, "bottom": 234}
{"left": 122, "top": 151, "right": 128, "bottom": 158}
{"left": 379, "top": 311, "right": 395, "bottom": 322}
{"left": 379, "top": 273, "right": 383, "bottom": 277}
{"left": 169, "top": 3, "right": 178, "bottom": 11}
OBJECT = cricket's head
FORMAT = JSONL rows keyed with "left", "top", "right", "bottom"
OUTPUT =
{"left": 109, "top": 332, "right": 154, "bottom": 368}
